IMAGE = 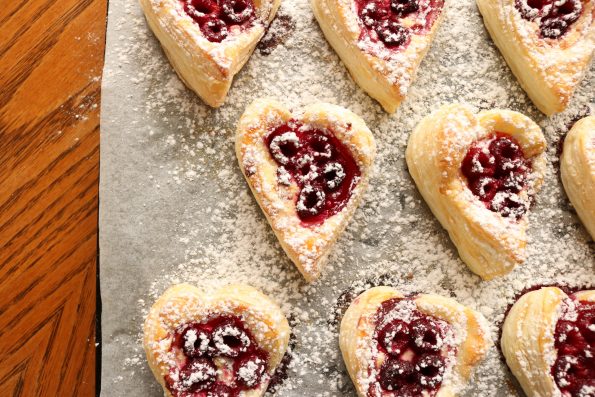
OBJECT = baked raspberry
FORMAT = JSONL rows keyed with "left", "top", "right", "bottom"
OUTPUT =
{"left": 552, "top": 299, "right": 595, "bottom": 396}
{"left": 221, "top": 0, "right": 254, "bottom": 23}
{"left": 378, "top": 320, "right": 411, "bottom": 356}
{"left": 515, "top": 0, "right": 553, "bottom": 20}
{"left": 461, "top": 133, "right": 532, "bottom": 219}
{"left": 168, "top": 315, "right": 270, "bottom": 396}
{"left": 355, "top": 0, "right": 444, "bottom": 50}
{"left": 201, "top": 18, "right": 229, "bottom": 42}
{"left": 416, "top": 354, "right": 446, "bottom": 388}
{"left": 578, "top": 306, "right": 595, "bottom": 343}
{"left": 554, "top": 355, "right": 589, "bottom": 388}
{"left": 373, "top": 297, "right": 453, "bottom": 394}
{"left": 265, "top": 121, "right": 361, "bottom": 224}
{"left": 469, "top": 177, "right": 501, "bottom": 202}
{"left": 212, "top": 320, "right": 252, "bottom": 357}
{"left": 556, "top": 320, "right": 585, "bottom": 355}
{"left": 515, "top": 0, "right": 583, "bottom": 38}
{"left": 461, "top": 146, "right": 496, "bottom": 179}
{"left": 207, "top": 383, "right": 239, "bottom": 397}
{"left": 360, "top": 1, "right": 389, "bottom": 28}
{"left": 411, "top": 319, "right": 444, "bottom": 353}
{"left": 376, "top": 19, "right": 410, "bottom": 47}
{"left": 182, "top": 0, "right": 256, "bottom": 42}
{"left": 180, "top": 324, "right": 212, "bottom": 358}
{"left": 379, "top": 359, "right": 419, "bottom": 392}
{"left": 179, "top": 358, "right": 218, "bottom": 392}
{"left": 490, "top": 136, "right": 523, "bottom": 163}
{"left": 540, "top": 0, "right": 582, "bottom": 38}
{"left": 490, "top": 192, "right": 528, "bottom": 219}
{"left": 185, "top": 0, "right": 221, "bottom": 23}
{"left": 391, "top": 0, "right": 419, "bottom": 16}
{"left": 574, "top": 380, "right": 595, "bottom": 397}
{"left": 235, "top": 351, "right": 269, "bottom": 389}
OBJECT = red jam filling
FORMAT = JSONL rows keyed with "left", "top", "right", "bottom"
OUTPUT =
{"left": 355, "top": 0, "right": 444, "bottom": 50}
{"left": 515, "top": 0, "right": 583, "bottom": 39}
{"left": 181, "top": 0, "right": 256, "bottom": 42}
{"left": 461, "top": 133, "right": 533, "bottom": 220}
{"left": 265, "top": 120, "right": 361, "bottom": 225}
{"left": 165, "top": 315, "right": 269, "bottom": 397}
{"left": 371, "top": 297, "right": 454, "bottom": 396}
{"left": 552, "top": 299, "right": 595, "bottom": 397}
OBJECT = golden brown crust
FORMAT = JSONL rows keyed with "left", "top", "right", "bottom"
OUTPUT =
{"left": 235, "top": 98, "right": 376, "bottom": 282}
{"left": 339, "top": 286, "right": 491, "bottom": 397}
{"left": 561, "top": 116, "right": 595, "bottom": 240}
{"left": 406, "top": 104, "right": 547, "bottom": 280}
{"left": 501, "top": 287, "right": 595, "bottom": 397}
{"left": 311, "top": 0, "right": 447, "bottom": 113}
{"left": 139, "top": 0, "right": 280, "bottom": 107}
{"left": 477, "top": 0, "right": 594, "bottom": 116}
{"left": 143, "top": 283, "right": 290, "bottom": 397}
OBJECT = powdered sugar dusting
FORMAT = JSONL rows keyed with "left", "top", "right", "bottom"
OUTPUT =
{"left": 100, "top": 0, "right": 594, "bottom": 395}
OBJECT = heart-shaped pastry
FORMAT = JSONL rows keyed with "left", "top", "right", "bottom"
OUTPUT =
{"left": 406, "top": 104, "right": 547, "bottom": 280}
{"left": 236, "top": 99, "right": 376, "bottom": 282}
{"left": 340, "top": 286, "right": 491, "bottom": 397}
{"left": 502, "top": 286, "right": 595, "bottom": 397}
{"left": 144, "top": 283, "right": 290, "bottom": 397}
{"left": 477, "top": 0, "right": 594, "bottom": 116}
{"left": 561, "top": 116, "right": 595, "bottom": 240}
{"left": 139, "top": 0, "right": 281, "bottom": 107}
{"left": 311, "top": 0, "right": 447, "bottom": 113}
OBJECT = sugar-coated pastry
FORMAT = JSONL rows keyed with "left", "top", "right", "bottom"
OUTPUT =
{"left": 340, "top": 286, "right": 491, "bottom": 397}
{"left": 139, "top": 0, "right": 280, "bottom": 107}
{"left": 311, "top": 0, "right": 447, "bottom": 113}
{"left": 477, "top": 0, "right": 594, "bottom": 116}
{"left": 502, "top": 287, "right": 595, "bottom": 397}
{"left": 406, "top": 104, "right": 547, "bottom": 280}
{"left": 561, "top": 116, "right": 595, "bottom": 240}
{"left": 236, "top": 98, "right": 376, "bottom": 282}
{"left": 144, "top": 283, "right": 290, "bottom": 397}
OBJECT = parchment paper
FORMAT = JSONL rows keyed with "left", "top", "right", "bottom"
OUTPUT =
{"left": 99, "top": 0, "right": 594, "bottom": 395}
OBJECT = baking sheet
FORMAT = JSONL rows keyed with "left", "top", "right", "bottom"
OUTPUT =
{"left": 99, "top": 0, "right": 595, "bottom": 395}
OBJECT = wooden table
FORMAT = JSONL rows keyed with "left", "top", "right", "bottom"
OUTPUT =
{"left": 0, "top": 0, "right": 106, "bottom": 395}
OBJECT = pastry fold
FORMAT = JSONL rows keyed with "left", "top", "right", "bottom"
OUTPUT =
{"left": 561, "top": 116, "right": 595, "bottom": 240}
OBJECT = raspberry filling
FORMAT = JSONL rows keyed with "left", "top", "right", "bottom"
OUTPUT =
{"left": 515, "top": 0, "right": 583, "bottom": 39}
{"left": 165, "top": 315, "right": 269, "bottom": 397}
{"left": 181, "top": 0, "right": 256, "bottom": 42}
{"left": 461, "top": 133, "right": 533, "bottom": 220}
{"left": 372, "top": 297, "right": 454, "bottom": 396}
{"left": 552, "top": 299, "right": 595, "bottom": 397}
{"left": 265, "top": 121, "right": 361, "bottom": 225}
{"left": 355, "top": 0, "right": 444, "bottom": 50}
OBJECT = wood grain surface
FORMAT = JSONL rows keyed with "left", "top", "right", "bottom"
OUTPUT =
{"left": 0, "top": 0, "right": 106, "bottom": 395}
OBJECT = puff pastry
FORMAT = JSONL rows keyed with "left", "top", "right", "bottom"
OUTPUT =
{"left": 236, "top": 98, "right": 376, "bottom": 282}
{"left": 311, "top": 0, "right": 447, "bottom": 113}
{"left": 502, "top": 286, "right": 595, "bottom": 397}
{"left": 139, "top": 0, "right": 280, "bottom": 107}
{"left": 144, "top": 283, "right": 290, "bottom": 397}
{"left": 561, "top": 116, "right": 595, "bottom": 240}
{"left": 406, "top": 104, "right": 547, "bottom": 280}
{"left": 340, "top": 286, "right": 491, "bottom": 397}
{"left": 477, "top": 0, "right": 594, "bottom": 116}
